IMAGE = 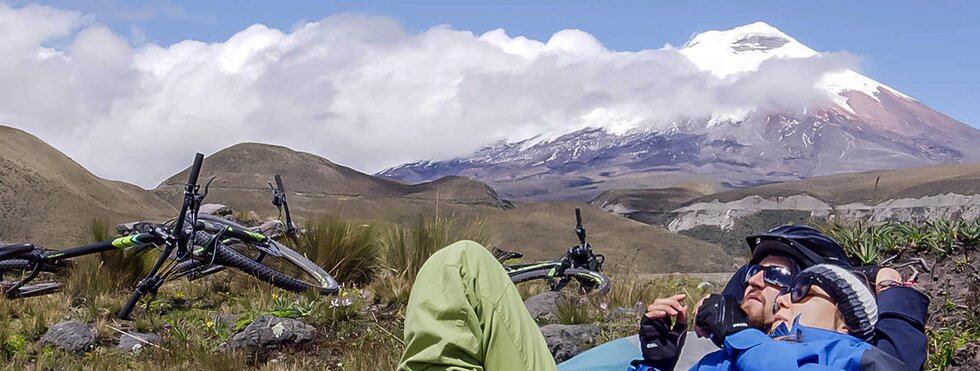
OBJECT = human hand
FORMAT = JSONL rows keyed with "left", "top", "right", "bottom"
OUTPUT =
{"left": 875, "top": 267, "right": 903, "bottom": 293}
{"left": 638, "top": 295, "right": 688, "bottom": 370}
{"left": 694, "top": 294, "right": 752, "bottom": 348}
{"left": 645, "top": 294, "right": 688, "bottom": 323}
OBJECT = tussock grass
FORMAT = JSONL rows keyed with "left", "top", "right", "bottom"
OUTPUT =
{"left": 295, "top": 215, "right": 379, "bottom": 285}
{"left": 373, "top": 216, "right": 491, "bottom": 304}
{"left": 64, "top": 218, "right": 154, "bottom": 301}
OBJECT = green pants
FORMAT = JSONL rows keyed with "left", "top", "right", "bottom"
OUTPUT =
{"left": 399, "top": 240, "right": 557, "bottom": 371}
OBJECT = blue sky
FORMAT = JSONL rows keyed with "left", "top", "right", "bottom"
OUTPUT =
{"left": 12, "top": 0, "right": 980, "bottom": 128}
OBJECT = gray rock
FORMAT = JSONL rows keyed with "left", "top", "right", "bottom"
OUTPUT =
{"left": 213, "top": 312, "right": 242, "bottom": 328}
{"left": 222, "top": 315, "right": 315, "bottom": 350}
{"left": 40, "top": 321, "right": 95, "bottom": 355}
{"left": 118, "top": 332, "right": 161, "bottom": 352}
{"left": 606, "top": 306, "right": 643, "bottom": 321}
{"left": 199, "top": 204, "right": 232, "bottom": 216}
{"left": 524, "top": 291, "right": 562, "bottom": 322}
{"left": 540, "top": 324, "right": 599, "bottom": 363}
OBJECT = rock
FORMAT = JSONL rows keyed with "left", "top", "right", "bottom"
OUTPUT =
{"left": 199, "top": 204, "right": 232, "bottom": 216}
{"left": 524, "top": 291, "right": 562, "bottom": 322}
{"left": 213, "top": 312, "right": 242, "bottom": 328}
{"left": 118, "top": 332, "right": 161, "bottom": 352}
{"left": 40, "top": 321, "right": 95, "bottom": 355}
{"left": 539, "top": 324, "right": 599, "bottom": 363}
{"left": 222, "top": 315, "right": 315, "bottom": 350}
{"left": 606, "top": 306, "right": 643, "bottom": 321}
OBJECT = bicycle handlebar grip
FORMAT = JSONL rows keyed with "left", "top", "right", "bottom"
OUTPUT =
{"left": 575, "top": 208, "right": 582, "bottom": 226}
{"left": 275, "top": 174, "right": 285, "bottom": 192}
{"left": 187, "top": 153, "right": 205, "bottom": 186}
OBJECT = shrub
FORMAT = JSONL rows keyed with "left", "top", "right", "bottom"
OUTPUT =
{"left": 294, "top": 216, "right": 380, "bottom": 285}
{"left": 378, "top": 216, "right": 490, "bottom": 286}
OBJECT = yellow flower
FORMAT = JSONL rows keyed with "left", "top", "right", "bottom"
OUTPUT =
{"left": 176, "top": 292, "right": 184, "bottom": 300}
{"left": 206, "top": 321, "right": 214, "bottom": 328}
{"left": 272, "top": 293, "right": 279, "bottom": 300}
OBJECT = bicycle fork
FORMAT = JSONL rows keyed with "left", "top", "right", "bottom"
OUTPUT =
{"left": 117, "top": 243, "right": 175, "bottom": 319}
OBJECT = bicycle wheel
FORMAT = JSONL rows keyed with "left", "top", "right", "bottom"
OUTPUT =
{"left": 208, "top": 241, "right": 339, "bottom": 295}
{"left": 508, "top": 265, "right": 611, "bottom": 295}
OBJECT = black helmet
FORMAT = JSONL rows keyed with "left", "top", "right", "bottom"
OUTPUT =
{"left": 746, "top": 225, "right": 851, "bottom": 268}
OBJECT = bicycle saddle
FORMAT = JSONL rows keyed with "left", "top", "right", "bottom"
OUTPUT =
{"left": 492, "top": 248, "right": 523, "bottom": 261}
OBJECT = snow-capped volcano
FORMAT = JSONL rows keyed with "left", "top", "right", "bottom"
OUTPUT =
{"left": 380, "top": 22, "right": 980, "bottom": 201}
{"left": 681, "top": 22, "right": 913, "bottom": 122}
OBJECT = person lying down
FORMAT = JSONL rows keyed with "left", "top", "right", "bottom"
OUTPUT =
{"left": 631, "top": 264, "right": 908, "bottom": 371}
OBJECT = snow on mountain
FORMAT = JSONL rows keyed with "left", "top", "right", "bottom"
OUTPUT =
{"left": 380, "top": 22, "right": 980, "bottom": 201}
{"left": 680, "top": 21, "right": 911, "bottom": 116}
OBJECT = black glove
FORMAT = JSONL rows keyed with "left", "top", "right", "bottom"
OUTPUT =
{"left": 695, "top": 294, "right": 752, "bottom": 348}
{"left": 637, "top": 314, "right": 687, "bottom": 371}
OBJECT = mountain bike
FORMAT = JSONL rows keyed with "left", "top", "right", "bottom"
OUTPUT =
{"left": 493, "top": 208, "right": 611, "bottom": 294}
{"left": 0, "top": 154, "right": 339, "bottom": 319}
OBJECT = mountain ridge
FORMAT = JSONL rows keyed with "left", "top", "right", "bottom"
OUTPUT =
{"left": 379, "top": 22, "right": 980, "bottom": 201}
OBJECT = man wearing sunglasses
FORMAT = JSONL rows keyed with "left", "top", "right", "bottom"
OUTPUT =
{"left": 631, "top": 225, "right": 928, "bottom": 371}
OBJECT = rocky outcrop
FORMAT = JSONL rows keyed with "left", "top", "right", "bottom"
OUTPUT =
{"left": 222, "top": 315, "right": 315, "bottom": 350}
{"left": 668, "top": 193, "right": 979, "bottom": 232}
{"left": 524, "top": 292, "right": 562, "bottom": 323}
{"left": 668, "top": 195, "right": 832, "bottom": 231}
{"left": 40, "top": 321, "right": 95, "bottom": 355}
{"left": 539, "top": 324, "right": 599, "bottom": 363}
{"left": 118, "top": 332, "right": 161, "bottom": 352}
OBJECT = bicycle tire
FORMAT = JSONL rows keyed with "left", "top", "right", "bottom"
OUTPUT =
{"left": 210, "top": 243, "right": 339, "bottom": 295}
{"left": 508, "top": 266, "right": 611, "bottom": 294}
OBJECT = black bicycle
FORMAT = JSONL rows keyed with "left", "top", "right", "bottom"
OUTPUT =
{"left": 493, "top": 208, "right": 611, "bottom": 294}
{"left": 0, "top": 153, "right": 339, "bottom": 319}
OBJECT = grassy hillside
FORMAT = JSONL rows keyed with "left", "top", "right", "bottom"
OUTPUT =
{"left": 151, "top": 144, "right": 735, "bottom": 274}
{"left": 590, "top": 182, "right": 717, "bottom": 213}
{"left": 0, "top": 126, "right": 174, "bottom": 247}
{"left": 681, "top": 163, "right": 980, "bottom": 207}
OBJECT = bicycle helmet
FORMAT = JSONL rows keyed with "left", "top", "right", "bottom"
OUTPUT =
{"left": 747, "top": 225, "right": 851, "bottom": 268}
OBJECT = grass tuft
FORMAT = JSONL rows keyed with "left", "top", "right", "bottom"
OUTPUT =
{"left": 294, "top": 216, "right": 380, "bottom": 285}
{"left": 64, "top": 218, "right": 154, "bottom": 301}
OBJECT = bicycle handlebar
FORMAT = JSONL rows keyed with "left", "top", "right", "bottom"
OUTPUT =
{"left": 172, "top": 153, "right": 205, "bottom": 250}
{"left": 574, "top": 208, "right": 586, "bottom": 245}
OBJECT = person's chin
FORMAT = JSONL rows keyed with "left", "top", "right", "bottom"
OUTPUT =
{"left": 741, "top": 296, "right": 762, "bottom": 312}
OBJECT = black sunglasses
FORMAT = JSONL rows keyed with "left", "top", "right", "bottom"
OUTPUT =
{"left": 777, "top": 276, "right": 834, "bottom": 304}
{"left": 745, "top": 264, "right": 795, "bottom": 288}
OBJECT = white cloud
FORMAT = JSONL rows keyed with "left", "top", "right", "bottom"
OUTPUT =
{"left": 0, "top": 3, "right": 858, "bottom": 187}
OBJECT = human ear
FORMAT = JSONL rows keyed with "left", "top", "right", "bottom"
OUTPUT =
{"left": 834, "top": 311, "right": 849, "bottom": 334}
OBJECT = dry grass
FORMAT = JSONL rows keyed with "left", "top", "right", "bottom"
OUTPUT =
{"left": 63, "top": 218, "right": 155, "bottom": 302}
{"left": 295, "top": 215, "right": 380, "bottom": 285}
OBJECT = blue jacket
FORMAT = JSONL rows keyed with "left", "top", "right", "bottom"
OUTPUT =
{"left": 691, "top": 320, "right": 906, "bottom": 370}
{"left": 629, "top": 321, "right": 906, "bottom": 371}
{"left": 722, "top": 264, "right": 928, "bottom": 371}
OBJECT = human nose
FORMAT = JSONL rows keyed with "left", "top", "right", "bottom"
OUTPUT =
{"left": 775, "top": 291, "right": 791, "bottom": 309}
{"left": 747, "top": 270, "right": 766, "bottom": 289}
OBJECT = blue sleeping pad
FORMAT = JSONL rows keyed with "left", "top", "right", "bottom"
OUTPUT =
{"left": 558, "top": 332, "right": 718, "bottom": 371}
